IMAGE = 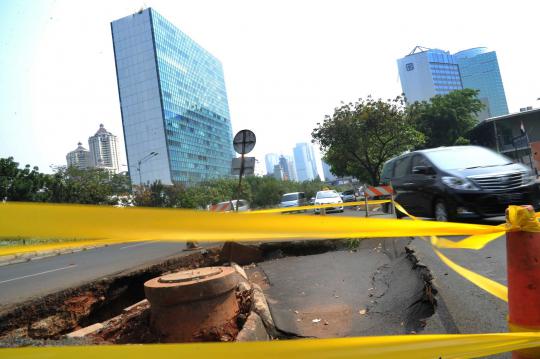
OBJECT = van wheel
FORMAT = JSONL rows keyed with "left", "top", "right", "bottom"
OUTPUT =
{"left": 434, "top": 200, "right": 450, "bottom": 222}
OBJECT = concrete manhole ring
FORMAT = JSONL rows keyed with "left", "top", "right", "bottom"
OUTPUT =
{"left": 158, "top": 267, "right": 224, "bottom": 283}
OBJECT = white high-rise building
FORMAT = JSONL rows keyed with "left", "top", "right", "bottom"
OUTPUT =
{"left": 293, "top": 143, "right": 320, "bottom": 181}
{"left": 88, "top": 124, "right": 120, "bottom": 173}
{"left": 66, "top": 142, "right": 91, "bottom": 169}
{"left": 265, "top": 153, "right": 280, "bottom": 175}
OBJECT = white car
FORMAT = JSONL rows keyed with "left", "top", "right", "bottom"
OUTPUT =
{"left": 314, "top": 190, "right": 344, "bottom": 214}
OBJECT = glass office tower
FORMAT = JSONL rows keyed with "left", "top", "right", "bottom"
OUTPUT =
{"left": 397, "top": 46, "right": 463, "bottom": 103}
{"left": 111, "top": 8, "right": 234, "bottom": 185}
{"left": 455, "top": 47, "right": 509, "bottom": 119}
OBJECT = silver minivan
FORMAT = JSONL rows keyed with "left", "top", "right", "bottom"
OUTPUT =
{"left": 279, "top": 192, "right": 307, "bottom": 209}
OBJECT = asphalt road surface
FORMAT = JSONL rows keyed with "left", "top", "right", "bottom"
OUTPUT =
{"left": 0, "top": 241, "right": 197, "bottom": 307}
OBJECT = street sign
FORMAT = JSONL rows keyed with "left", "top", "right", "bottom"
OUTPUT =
{"left": 231, "top": 157, "right": 255, "bottom": 175}
{"left": 233, "top": 130, "right": 256, "bottom": 155}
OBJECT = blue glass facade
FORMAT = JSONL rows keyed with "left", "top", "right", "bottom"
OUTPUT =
{"left": 111, "top": 8, "right": 234, "bottom": 185}
{"left": 397, "top": 48, "right": 463, "bottom": 103}
{"left": 427, "top": 50, "right": 462, "bottom": 95}
{"left": 293, "top": 143, "right": 318, "bottom": 182}
{"left": 455, "top": 48, "right": 509, "bottom": 118}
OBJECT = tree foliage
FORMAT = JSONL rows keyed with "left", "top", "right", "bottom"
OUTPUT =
{"left": 408, "top": 89, "right": 484, "bottom": 149}
{"left": 0, "top": 157, "right": 49, "bottom": 202}
{"left": 312, "top": 96, "right": 425, "bottom": 185}
{"left": 2, "top": 156, "right": 346, "bottom": 209}
{"left": 0, "top": 158, "right": 132, "bottom": 204}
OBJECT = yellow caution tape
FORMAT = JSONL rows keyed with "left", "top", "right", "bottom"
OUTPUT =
{"left": 506, "top": 205, "right": 540, "bottom": 232}
{"left": 3, "top": 332, "right": 540, "bottom": 359}
{"left": 394, "top": 202, "right": 509, "bottom": 301}
{"left": 432, "top": 244, "right": 508, "bottom": 302}
{"left": 429, "top": 231, "right": 504, "bottom": 250}
{"left": 0, "top": 202, "right": 505, "bottom": 256}
{"left": 394, "top": 201, "right": 419, "bottom": 221}
{"left": 247, "top": 200, "right": 390, "bottom": 214}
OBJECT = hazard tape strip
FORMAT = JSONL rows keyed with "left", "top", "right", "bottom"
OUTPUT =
{"left": 0, "top": 202, "right": 505, "bottom": 256}
{"left": 3, "top": 332, "right": 540, "bottom": 358}
{"left": 393, "top": 202, "right": 509, "bottom": 302}
{"left": 433, "top": 245, "right": 508, "bottom": 302}
{"left": 247, "top": 200, "right": 390, "bottom": 214}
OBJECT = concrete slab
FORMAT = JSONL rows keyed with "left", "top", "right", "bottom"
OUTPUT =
{"left": 253, "top": 238, "right": 434, "bottom": 338}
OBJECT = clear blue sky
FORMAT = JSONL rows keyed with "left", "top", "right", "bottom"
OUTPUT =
{"left": 1, "top": 0, "right": 540, "bottom": 174}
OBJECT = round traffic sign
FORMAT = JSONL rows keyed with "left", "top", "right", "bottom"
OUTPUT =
{"left": 233, "top": 129, "right": 256, "bottom": 154}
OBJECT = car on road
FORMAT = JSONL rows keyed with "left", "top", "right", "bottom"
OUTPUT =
{"left": 279, "top": 192, "right": 307, "bottom": 210}
{"left": 340, "top": 189, "right": 357, "bottom": 202}
{"left": 382, "top": 145, "right": 540, "bottom": 221}
{"left": 207, "top": 199, "right": 250, "bottom": 212}
{"left": 314, "top": 190, "right": 344, "bottom": 213}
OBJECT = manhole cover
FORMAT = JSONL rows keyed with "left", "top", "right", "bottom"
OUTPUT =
{"left": 158, "top": 267, "right": 224, "bottom": 283}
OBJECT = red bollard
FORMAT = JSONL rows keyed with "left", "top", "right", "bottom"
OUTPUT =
{"left": 506, "top": 205, "right": 540, "bottom": 358}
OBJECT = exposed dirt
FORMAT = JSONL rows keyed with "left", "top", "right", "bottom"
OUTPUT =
{"left": 0, "top": 247, "right": 222, "bottom": 342}
{"left": 86, "top": 287, "right": 253, "bottom": 344}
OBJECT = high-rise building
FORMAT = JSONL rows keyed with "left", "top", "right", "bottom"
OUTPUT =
{"left": 66, "top": 142, "right": 91, "bottom": 169}
{"left": 111, "top": 8, "right": 234, "bottom": 185}
{"left": 88, "top": 124, "right": 121, "bottom": 173}
{"left": 293, "top": 143, "right": 319, "bottom": 182}
{"left": 397, "top": 46, "right": 463, "bottom": 104}
{"left": 273, "top": 164, "right": 284, "bottom": 180}
{"left": 322, "top": 161, "right": 337, "bottom": 182}
{"left": 454, "top": 47, "right": 509, "bottom": 119}
{"left": 264, "top": 153, "right": 279, "bottom": 175}
{"left": 287, "top": 157, "right": 298, "bottom": 182}
{"left": 278, "top": 155, "right": 291, "bottom": 180}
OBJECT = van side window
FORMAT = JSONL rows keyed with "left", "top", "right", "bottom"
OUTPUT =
{"left": 380, "top": 160, "right": 395, "bottom": 184}
{"left": 393, "top": 156, "right": 411, "bottom": 178}
{"left": 411, "top": 155, "right": 429, "bottom": 171}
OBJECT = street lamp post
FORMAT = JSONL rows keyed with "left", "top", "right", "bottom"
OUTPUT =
{"left": 137, "top": 152, "right": 158, "bottom": 186}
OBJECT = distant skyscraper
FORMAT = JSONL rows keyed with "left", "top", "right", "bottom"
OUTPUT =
{"left": 88, "top": 124, "right": 121, "bottom": 173}
{"left": 454, "top": 47, "right": 509, "bottom": 119}
{"left": 111, "top": 8, "right": 234, "bottom": 185}
{"left": 265, "top": 153, "right": 280, "bottom": 175}
{"left": 293, "top": 143, "right": 319, "bottom": 182}
{"left": 273, "top": 164, "right": 284, "bottom": 180}
{"left": 66, "top": 142, "right": 91, "bottom": 170}
{"left": 322, "top": 161, "right": 337, "bottom": 182}
{"left": 287, "top": 157, "right": 298, "bottom": 182}
{"left": 279, "top": 155, "right": 291, "bottom": 180}
{"left": 397, "top": 46, "right": 463, "bottom": 103}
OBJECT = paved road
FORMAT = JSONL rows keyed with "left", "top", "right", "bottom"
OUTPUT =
{"left": 249, "top": 237, "right": 428, "bottom": 338}
{"left": 0, "top": 241, "right": 200, "bottom": 307}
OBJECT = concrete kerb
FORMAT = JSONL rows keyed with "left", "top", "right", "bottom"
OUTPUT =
{"left": 231, "top": 261, "right": 274, "bottom": 341}
{"left": 250, "top": 283, "right": 278, "bottom": 338}
{"left": 0, "top": 244, "right": 109, "bottom": 267}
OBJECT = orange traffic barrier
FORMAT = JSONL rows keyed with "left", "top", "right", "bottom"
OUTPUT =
{"left": 506, "top": 205, "right": 540, "bottom": 359}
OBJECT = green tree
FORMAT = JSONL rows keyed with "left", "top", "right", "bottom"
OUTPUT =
{"left": 312, "top": 96, "right": 425, "bottom": 185}
{"left": 48, "top": 166, "right": 114, "bottom": 204}
{"left": 0, "top": 157, "right": 50, "bottom": 202}
{"left": 408, "top": 88, "right": 484, "bottom": 149}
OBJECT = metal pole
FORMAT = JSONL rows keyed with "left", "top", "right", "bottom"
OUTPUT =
{"left": 235, "top": 132, "right": 247, "bottom": 212}
{"left": 138, "top": 161, "right": 142, "bottom": 186}
{"left": 364, "top": 185, "right": 369, "bottom": 218}
{"left": 390, "top": 184, "right": 395, "bottom": 215}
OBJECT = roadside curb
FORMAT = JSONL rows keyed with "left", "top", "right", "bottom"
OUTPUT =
{"left": 0, "top": 245, "right": 109, "bottom": 267}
